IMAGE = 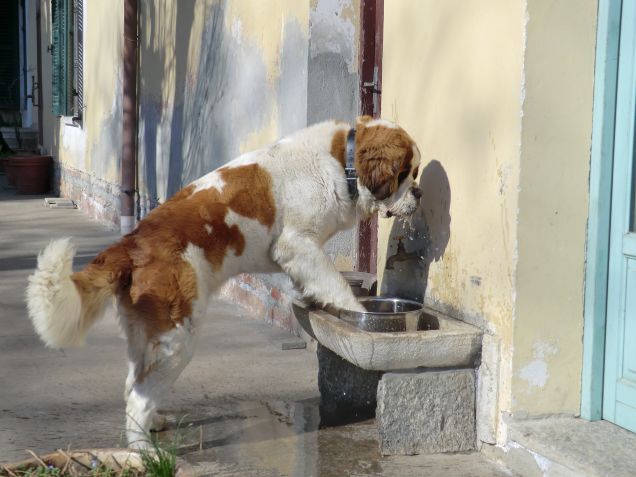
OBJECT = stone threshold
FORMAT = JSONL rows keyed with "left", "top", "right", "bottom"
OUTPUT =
{"left": 483, "top": 417, "right": 636, "bottom": 477}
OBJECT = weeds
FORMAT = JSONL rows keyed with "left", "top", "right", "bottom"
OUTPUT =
{"left": 0, "top": 465, "right": 138, "bottom": 477}
{"left": 138, "top": 444, "right": 176, "bottom": 477}
{"left": 2, "top": 460, "right": 141, "bottom": 477}
{"left": 1, "top": 417, "right": 184, "bottom": 477}
{"left": 131, "top": 414, "right": 184, "bottom": 477}
{"left": 1, "top": 437, "right": 179, "bottom": 477}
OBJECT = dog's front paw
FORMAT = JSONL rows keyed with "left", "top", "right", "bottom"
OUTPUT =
{"left": 325, "top": 300, "right": 366, "bottom": 315}
{"left": 149, "top": 413, "right": 168, "bottom": 432}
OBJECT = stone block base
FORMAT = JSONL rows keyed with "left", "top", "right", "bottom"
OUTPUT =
{"left": 317, "top": 344, "right": 383, "bottom": 426}
{"left": 377, "top": 369, "right": 476, "bottom": 455}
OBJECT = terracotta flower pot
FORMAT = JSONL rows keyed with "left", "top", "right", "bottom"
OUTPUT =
{"left": 9, "top": 155, "right": 52, "bottom": 194}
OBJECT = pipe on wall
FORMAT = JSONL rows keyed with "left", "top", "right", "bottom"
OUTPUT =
{"left": 121, "top": 0, "right": 138, "bottom": 234}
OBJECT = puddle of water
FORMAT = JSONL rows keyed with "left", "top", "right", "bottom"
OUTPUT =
{"left": 156, "top": 398, "right": 383, "bottom": 477}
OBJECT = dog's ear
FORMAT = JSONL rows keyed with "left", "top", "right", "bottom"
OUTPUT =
{"left": 355, "top": 125, "right": 412, "bottom": 200}
{"left": 356, "top": 155, "right": 400, "bottom": 200}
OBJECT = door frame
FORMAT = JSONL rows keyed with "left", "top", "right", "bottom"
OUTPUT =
{"left": 581, "top": 0, "right": 622, "bottom": 420}
{"left": 357, "top": 0, "right": 383, "bottom": 273}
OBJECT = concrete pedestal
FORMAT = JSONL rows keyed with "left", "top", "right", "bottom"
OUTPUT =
{"left": 376, "top": 369, "right": 476, "bottom": 455}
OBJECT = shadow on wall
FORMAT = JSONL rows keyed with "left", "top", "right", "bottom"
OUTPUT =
{"left": 381, "top": 160, "right": 451, "bottom": 302}
{"left": 138, "top": 0, "right": 287, "bottom": 216}
{"left": 139, "top": 0, "right": 197, "bottom": 212}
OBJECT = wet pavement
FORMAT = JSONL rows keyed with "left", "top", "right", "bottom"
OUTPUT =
{"left": 158, "top": 397, "right": 514, "bottom": 476}
{"left": 0, "top": 179, "right": 513, "bottom": 476}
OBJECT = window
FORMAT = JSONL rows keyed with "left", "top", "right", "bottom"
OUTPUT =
{"left": 51, "top": 0, "right": 83, "bottom": 119}
{"left": 0, "top": 1, "right": 20, "bottom": 111}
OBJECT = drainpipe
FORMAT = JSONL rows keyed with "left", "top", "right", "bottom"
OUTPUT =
{"left": 121, "top": 0, "right": 138, "bottom": 235}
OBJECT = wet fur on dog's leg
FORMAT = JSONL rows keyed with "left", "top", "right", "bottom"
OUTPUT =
{"left": 272, "top": 229, "right": 365, "bottom": 313}
{"left": 124, "top": 318, "right": 194, "bottom": 448}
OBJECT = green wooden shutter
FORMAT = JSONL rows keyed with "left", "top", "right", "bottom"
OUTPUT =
{"left": 73, "top": 0, "right": 83, "bottom": 118}
{"left": 52, "top": 0, "right": 69, "bottom": 116}
{"left": 51, "top": 0, "right": 65, "bottom": 115}
{"left": 52, "top": 0, "right": 82, "bottom": 118}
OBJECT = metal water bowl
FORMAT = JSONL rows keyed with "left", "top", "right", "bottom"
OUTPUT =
{"left": 340, "top": 297, "right": 440, "bottom": 332}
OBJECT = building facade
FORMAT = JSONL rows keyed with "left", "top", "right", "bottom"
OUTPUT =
{"left": 11, "top": 0, "right": 636, "bottom": 464}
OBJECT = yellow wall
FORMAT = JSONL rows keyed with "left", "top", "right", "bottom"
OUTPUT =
{"left": 512, "top": 0, "right": 597, "bottom": 416}
{"left": 39, "top": 0, "right": 360, "bottom": 249}
{"left": 138, "top": 0, "right": 359, "bottom": 265}
{"left": 382, "top": 0, "right": 597, "bottom": 437}
{"left": 382, "top": 0, "right": 525, "bottom": 437}
{"left": 40, "top": 1, "right": 123, "bottom": 225}
{"left": 138, "top": 0, "right": 310, "bottom": 203}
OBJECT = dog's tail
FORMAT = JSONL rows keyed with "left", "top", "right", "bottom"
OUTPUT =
{"left": 26, "top": 238, "right": 129, "bottom": 348}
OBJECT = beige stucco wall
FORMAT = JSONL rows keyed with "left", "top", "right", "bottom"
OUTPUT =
{"left": 138, "top": 0, "right": 359, "bottom": 268}
{"left": 381, "top": 0, "right": 597, "bottom": 439}
{"left": 381, "top": 0, "right": 525, "bottom": 440}
{"left": 137, "top": 0, "right": 310, "bottom": 211}
{"left": 40, "top": 0, "right": 124, "bottom": 226}
{"left": 512, "top": 0, "right": 597, "bottom": 416}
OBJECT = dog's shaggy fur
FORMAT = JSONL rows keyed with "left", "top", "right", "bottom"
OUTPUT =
{"left": 26, "top": 116, "right": 422, "bottom": 447}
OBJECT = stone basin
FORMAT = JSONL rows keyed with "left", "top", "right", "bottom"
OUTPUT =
{"left": 293, "top": 301, "right": 482, "bottom": 371}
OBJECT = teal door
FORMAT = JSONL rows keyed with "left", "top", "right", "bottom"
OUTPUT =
{"left": 603, "top": 0, "right": 636, "bottom": 432}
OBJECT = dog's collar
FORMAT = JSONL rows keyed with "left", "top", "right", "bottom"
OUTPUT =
{"left": 345, "top": 128, "right": 358, "bottom": 200}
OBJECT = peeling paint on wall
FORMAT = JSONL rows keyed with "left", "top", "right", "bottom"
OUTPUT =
{"left": 138, "top": 0, "right": 310, "bottom": 209}
{"left": 308, "top": 0, "right": 359, "bottom": 125}
{"left": 40, "top": 0, "right": 360, "bottom": 276}
{"left": 308, "top": 0, "right": 360, "bottom": 267}
{"left": 310, "top": 0, "right": 357, "bottom": 73}
{"left": 517, "top": 341, "right": 558, "bottom": 389}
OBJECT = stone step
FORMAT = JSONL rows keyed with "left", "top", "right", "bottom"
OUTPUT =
{"left": 0, "top": 127, "right": 38, "bottom": 150}
{"left": 484, "top": 417, "right": 636, "bottom": 477}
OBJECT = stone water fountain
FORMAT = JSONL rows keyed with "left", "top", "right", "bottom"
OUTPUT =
{"left": 292, "top": 269, "right": 482, "bottom": 455}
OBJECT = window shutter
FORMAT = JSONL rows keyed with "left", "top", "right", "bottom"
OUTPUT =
{"left": 51, "top": 0, "right": 69, "bottom": 116}
{"left": 73, "top": 0, "right": 83, "bottom": 119}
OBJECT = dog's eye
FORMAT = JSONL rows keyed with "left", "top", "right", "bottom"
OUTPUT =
{"left": 397, "top": 170, "right": 410, "bottom": 184}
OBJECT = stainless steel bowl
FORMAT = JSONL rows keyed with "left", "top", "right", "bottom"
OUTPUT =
{"left": 340, "top": 297, "right": 439, "bottom": 332}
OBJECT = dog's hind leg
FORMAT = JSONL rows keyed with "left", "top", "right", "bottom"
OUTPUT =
{"left": 124, "top": 319, "right": 194, "bottom": 449}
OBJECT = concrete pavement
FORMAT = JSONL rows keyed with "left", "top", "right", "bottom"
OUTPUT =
{"left": 0, "top": 179, "right": 513, "bottom": 476}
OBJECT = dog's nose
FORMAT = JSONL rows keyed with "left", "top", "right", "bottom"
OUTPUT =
{"left": 411, "top": 187, "right": 422, "bottom": 199}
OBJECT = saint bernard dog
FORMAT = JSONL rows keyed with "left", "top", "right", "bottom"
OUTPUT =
{"left": 26, "top": 115, "right": 422, "bottom": 447}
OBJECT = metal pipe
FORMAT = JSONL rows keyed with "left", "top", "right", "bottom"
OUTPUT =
{"left": 121, "top": 0, "right": 138, "bottom": 234}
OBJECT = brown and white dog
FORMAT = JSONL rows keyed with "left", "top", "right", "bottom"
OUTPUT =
{"left": 26, "top": 116, "right": 422, "bottom": 447}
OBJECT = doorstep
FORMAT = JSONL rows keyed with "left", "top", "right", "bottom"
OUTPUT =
{"left": 483, "top": 417, "right": 636, "bottom": 477}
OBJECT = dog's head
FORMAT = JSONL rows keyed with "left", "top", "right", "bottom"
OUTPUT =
{"left": 354, "top": 116, "right": 422, "bottom": 219}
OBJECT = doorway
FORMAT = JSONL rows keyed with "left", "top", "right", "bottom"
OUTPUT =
{"left": 357, "top": 0, "right": 383, "bottom": 273}
{"left": 602, "top": 0, "right": 636, "bottom": 432}
{"left": 583, "top": 0, "right": 636, "bottom": 432}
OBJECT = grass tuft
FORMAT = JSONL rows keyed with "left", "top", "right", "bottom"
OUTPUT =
{"left": 138, "top": 443, "right": 177, "bottom": 477}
